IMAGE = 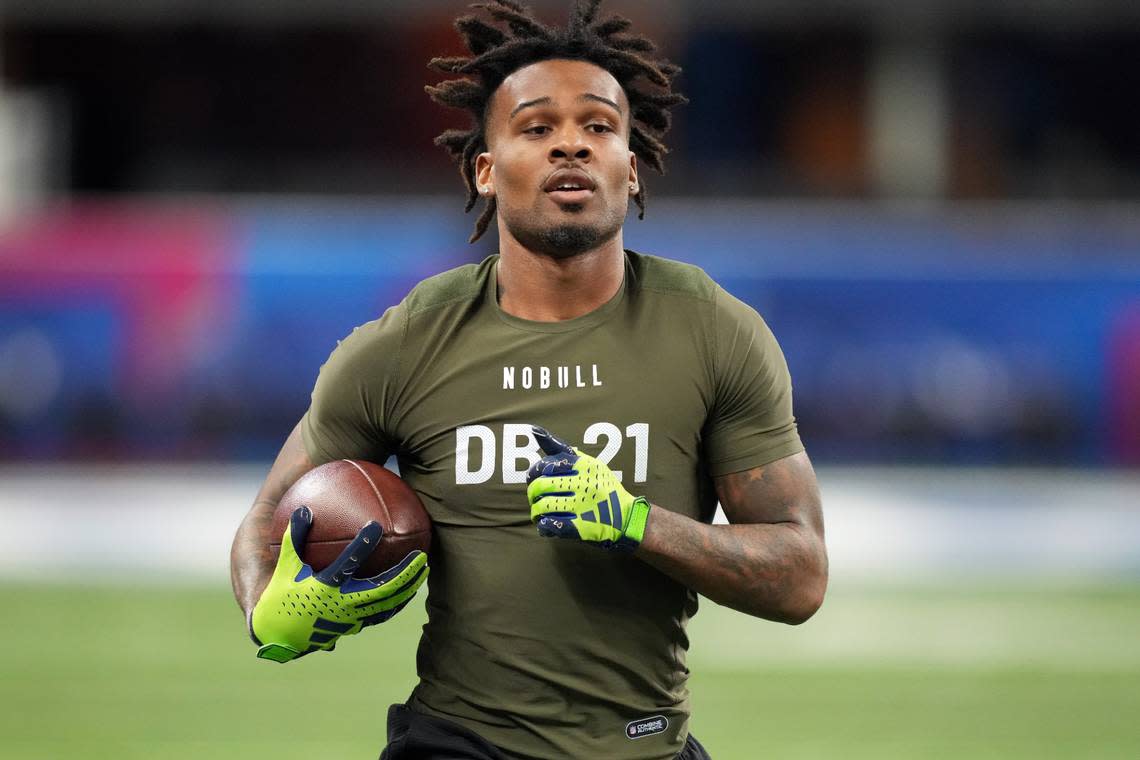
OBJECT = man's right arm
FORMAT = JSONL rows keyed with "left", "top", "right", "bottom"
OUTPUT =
{"left": 230, "top": 420, "right": 316, "bottom": 619}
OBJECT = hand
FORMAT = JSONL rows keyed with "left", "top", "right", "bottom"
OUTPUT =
{"left": 249, "top": 506, "right": 428, "bottom": 663}
{"left": 525, "top": 426, "right": 652, "bottom": 552}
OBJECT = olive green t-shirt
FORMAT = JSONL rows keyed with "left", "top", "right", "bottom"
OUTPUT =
{"left": 302, "top": 251, "right": 803, "bottom": 760}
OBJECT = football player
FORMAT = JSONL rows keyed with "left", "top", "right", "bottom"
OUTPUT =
{"left": 231, "top": 2, "right": 827, "bottom": 758}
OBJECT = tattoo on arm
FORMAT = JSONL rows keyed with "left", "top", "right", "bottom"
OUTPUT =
{"left": 230, "top": 422, "right": 315, "bottom": 614}
{"left": 715, "top": 452, "right": 824, "bottom": 534}
{"left": 638, "top": 452, "right": 826, "bottom": 623}
{"left": 230, "top": 500, "right": 277, "bottom": 608}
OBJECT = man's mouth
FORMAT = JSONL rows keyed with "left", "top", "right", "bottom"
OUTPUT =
{"left": 543, "top": 169, "right": 596, "bottom": 203}
{"left": 547, "top": 188, "right": 593, "bottom": 203}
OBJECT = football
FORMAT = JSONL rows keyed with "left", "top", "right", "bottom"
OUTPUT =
{"left": 268, "top": 459, "right": 432, "bottom": 577}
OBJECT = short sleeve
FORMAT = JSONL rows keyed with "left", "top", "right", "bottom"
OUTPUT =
{"left": 703, "top": 286, "right": 804, "bottom": 476}
{"left": 301, "top": 304, "right": 406, "bottom": 465}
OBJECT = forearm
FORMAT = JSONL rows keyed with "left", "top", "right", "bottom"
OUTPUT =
{"left": 230, "top": 420, "right": 315, "bottom": 616}
{"left": 230, "top": 500, "right": 278, "bottom": 616}
{"left": 636, "top": 505, "right": 827, "bottom": 624}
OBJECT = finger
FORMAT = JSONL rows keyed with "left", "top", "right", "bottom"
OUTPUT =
{"left": 536, "top": 515, "right": 582, "bottom": 540}
{"left": 531, "top": 492, "right": 597, "bottom": 524}
{"left": 355, "top": 563, "right": 429, "bottom": 618}
{"left": 286, "top": 506, "right": 313, "bottom": 557}
{"left": 531, "top": 426, "right": 577, "bottom": 457}
{"left": 358, "top": 597, "right": 413, "bottom": 629}
{"left": 360, "top": 551, "right": 429, "bottom": 592}
{"left": 367, "top": 548, "right": 427, "bottom": 585}
{"left": 356, "top": 565, "right": 427, "bottom": 625}
{"left": 309, "top": 637, "right": 338, "bottom": 653}
{"left": 315, "top": 521, "right": 384, "bottom": 586}
{"left": 525, "top": 454, "right": 579, "bottom": 485}
{"left": 273, "top": 508, "right": 312, "bottom": 577}
{"left": 527, "top": 482, "right": 577, "bottom": 509}
{"left": 346, "top": 551, "right": 428, "bottom": 599}
{"left": 527, "top": 473, "right": 580, "bottom": 507}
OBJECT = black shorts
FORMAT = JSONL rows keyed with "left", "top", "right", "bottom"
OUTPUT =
{"left": 379, "top": 704, "right": 712, "bottom": 760}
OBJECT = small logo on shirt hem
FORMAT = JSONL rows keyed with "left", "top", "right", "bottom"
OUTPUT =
{"left": 625, "top": 715, "right": 668, "bottom": 740}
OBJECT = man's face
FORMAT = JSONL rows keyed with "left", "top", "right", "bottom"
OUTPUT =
{"left": 476, "top": 58, "right": 639, "bottom": 259}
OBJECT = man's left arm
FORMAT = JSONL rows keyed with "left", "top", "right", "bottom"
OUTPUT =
{"left": 635, "top": 451, "right": 827, "bottom": 624}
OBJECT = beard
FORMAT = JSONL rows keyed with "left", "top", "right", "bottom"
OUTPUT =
{"left": 502, "top": 200, "right": 626, "bottom": 260}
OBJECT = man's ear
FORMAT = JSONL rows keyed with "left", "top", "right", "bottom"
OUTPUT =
{"left": 475, "top": 152, "right": 495, "bottom": 197}
{"left": 628, "top": 152, "right": 639, "bottom": 197}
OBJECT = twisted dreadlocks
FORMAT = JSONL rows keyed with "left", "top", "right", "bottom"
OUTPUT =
{"left": 426, "top": 0, "right": 687, "bottom": 243}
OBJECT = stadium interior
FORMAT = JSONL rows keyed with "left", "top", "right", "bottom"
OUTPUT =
{"left": 1, "top": 1, "right": 1137, "bottom": 757}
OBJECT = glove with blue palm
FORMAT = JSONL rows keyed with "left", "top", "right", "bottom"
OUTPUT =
{"left": 525, "top": 426, "right": 652, "bottom": 552}
{"left": 249, "top": 506, "right": 428, "bottom": 663}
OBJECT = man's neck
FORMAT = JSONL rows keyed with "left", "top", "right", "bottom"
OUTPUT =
{"left": 496, "top": 230, "right": 626, "bottom": 322}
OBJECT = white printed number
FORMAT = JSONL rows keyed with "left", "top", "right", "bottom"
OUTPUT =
{"left": 455, "top": 423, "right": 650, "bottom": 485}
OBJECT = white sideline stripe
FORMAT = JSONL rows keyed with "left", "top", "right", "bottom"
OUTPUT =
{"left": 0, "top": 465, "right": 1137, "bottom": 582}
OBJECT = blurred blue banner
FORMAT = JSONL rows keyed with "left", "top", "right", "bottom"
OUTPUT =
{"left": 2, "top": 200, "right": 1138, "bottom": 465}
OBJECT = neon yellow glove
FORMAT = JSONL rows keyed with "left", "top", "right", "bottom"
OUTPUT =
{"left": 249, "top": 506, "right": 428, "bottom": 663}
{"left": 525, "top": 426, "right": 651, "bottom": 552}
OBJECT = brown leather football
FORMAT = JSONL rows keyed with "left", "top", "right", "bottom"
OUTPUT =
{"left": 268, "top": 460, "right": 432, "bottom": 577}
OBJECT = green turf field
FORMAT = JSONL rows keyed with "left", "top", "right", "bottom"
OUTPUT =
{"left": 1, "top": 582, "right": 1137, "bottom": 759}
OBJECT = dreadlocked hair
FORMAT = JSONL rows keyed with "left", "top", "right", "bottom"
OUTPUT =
{"left": 425, "top": 0, "right": 687, "bottom": 243}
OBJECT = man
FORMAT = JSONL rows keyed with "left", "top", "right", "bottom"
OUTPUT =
{"left": 230, "top": 2, "right": 827, "bottom": 758}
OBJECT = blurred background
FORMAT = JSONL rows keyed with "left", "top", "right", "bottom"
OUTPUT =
{"left": 1, "top": 1, "right": 1138, "bottom": 758}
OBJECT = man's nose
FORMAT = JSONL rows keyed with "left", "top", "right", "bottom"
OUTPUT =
{"left": 549, "top": 131, "right": 591, "bottom": 162}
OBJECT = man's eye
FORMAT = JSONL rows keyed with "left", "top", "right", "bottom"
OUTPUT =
{"left": 524, "top": 125, "right": 550, "bottom": 135}
{"left": 588, "top": 124, "right": 614, "bottom": 133}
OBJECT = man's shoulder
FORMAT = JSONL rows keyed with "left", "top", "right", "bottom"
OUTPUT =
{"left": 627, "top": 250, "right": 717, "bottom": 303}
{"left": 404, "top": 255, "right": 495, "bottom": 317}
{"left": 333, "top": 256, "right": 492, "bottom": 352}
